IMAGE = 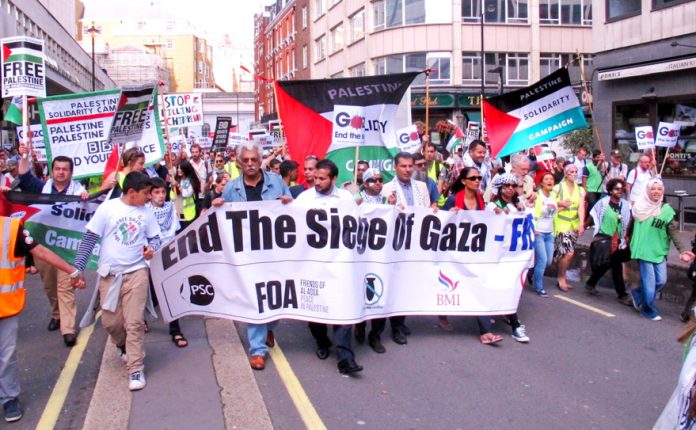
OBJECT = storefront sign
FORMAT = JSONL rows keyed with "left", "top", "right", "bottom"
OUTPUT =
{"left": 598, "top": 56, "right": 696, "bottom": 81}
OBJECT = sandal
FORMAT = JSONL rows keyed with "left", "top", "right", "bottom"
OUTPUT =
{"left": 172, "top": 333, "right": 188, "bottom": 348}
{"left": 480, "top": 333, "right": 503, "bottom": 345}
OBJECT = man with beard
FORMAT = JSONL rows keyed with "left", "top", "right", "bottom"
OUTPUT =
{"left": 290, "top": 156, "right": 318, "bottom": 198}
{"left": 295, "top": 159, "right": 363, "bottom": 375}
{"left": 381, "top": 152, "right": 436, "bottom": 345}
{"left": 462, "top": 140, "right": 492, "bottom": 193}
{"left": 413, "top": 153, "right": 440, "bottom": 205}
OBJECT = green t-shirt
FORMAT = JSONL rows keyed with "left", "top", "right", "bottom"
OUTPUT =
{"left": 586, "top": 162, "right": 602, "bottom": 193}
{"left": 599, "top": 203, "right": 622, "bottom": 237}
{"left": 630, "top": 204, "right": 676, "bottom": 263}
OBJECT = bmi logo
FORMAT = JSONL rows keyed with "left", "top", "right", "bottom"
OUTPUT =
{"left": 363, "top": 273, "right": 384, "bottom": 305}
{"left": 180, "top": 275, "right": 215, "bottom": 306}
{"left": 437, "top": 270, "right": 460, "bottom": 306}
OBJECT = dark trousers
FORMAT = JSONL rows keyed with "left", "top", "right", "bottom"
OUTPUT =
{"left": 308, "top": 322, "right": 354, "bottom": 361}
{"left": 476, "top": 316, "right": 493, "bottom": 335}
{"left": 149, "top": 274, "right": 182, "bottom": 336}
{"left": 356, "top": 318, "right": 387, "bottom": 340}
{"left": 586, "top": 250, "right": 628, "bottom": 298}
{"left": 390, "top": 316, "right": 407, "bottom": 333}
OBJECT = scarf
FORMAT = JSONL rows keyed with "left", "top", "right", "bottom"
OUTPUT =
{"left": 148, "top": 201, "right": 175, "bottom": 232}
{"left": 632, "top": 178, "right": 664, "bottom": 222}
{"left": 42, "top": 179, "right": 79, "bottom": 195}
{"left": 388, "top": 178, "right": 426, "bottom": 207}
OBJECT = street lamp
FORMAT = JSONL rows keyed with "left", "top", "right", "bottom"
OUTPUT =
{"left": 84, "top": 21, "right": 101, "bottom": 91}
{"left": 488, "top": 66, "right": 504, "bottom": 95}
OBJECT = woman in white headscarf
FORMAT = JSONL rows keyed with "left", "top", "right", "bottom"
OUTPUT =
{"left": 630, "top": 179, "right": 694, "bottom": 321}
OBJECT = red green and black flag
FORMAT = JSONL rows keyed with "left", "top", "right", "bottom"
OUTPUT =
{"left": 275, "top": 72, "right": 420, "bottom": 183}
{"left": 483, "top": 68, "right": 587, "bottom": 159}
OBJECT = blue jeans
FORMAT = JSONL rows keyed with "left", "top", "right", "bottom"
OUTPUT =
{"left": 533, "top": 232, "right": 554, "bottom": 293}
{"left": 248, "top": 321, "right": 279, "bottom": 357}
{"left": 631, "top": 259, "right": 667, "bottom": 319}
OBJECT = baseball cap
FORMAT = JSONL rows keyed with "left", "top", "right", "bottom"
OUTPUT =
{"left": 610, "top": 149, "right": 621, "bottom": 157}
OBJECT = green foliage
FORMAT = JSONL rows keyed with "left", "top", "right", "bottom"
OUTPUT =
{"left": 561, "top": 127, "right": 594, "bottom": 154}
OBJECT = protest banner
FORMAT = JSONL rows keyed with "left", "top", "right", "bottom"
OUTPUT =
{"left": 120, "top": 86, "right": 166, "bottom": 167}
{"left": 197, "top": 136, "right": 213, "bottom": 150}
{"left": 1, "top": 36, "right": 46, "bottom": 98}
{"left": 228, "top": 132, "right": 249, "bottom": 147}
{"left": 655, "top": 122, "right": 680, "bottom": 148}
{"left": 213, "top": 116, "right": 232, "bottom": 151}
{"left": 483, "top": 68, "right": 587, "bottom": 158}
{"left": 396, "top": 124, "right": 421, "bottom": 154}
{"left": 634, "top": 126, "right": 655, "bottom": 150}
{"left": 150, "top": 201, "right": 534, "bottom": 324}
{"left": 159, "top": 93, "right": 203, "bottom": 128}
{"left": 38, "top": 89, "right": 122, "bottom": 179}
{"left": 464, "top": 121, "right": 480, "bottom": 148}
{"left": 275, "top": 72, "right": 420, "bottom": 183}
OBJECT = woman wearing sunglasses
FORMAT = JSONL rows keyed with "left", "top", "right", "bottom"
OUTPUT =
{"left": 439, "top": 167, "right": 503, "bottom": 345}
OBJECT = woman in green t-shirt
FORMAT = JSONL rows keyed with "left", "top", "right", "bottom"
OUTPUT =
{"left": 630, "top": 179, "right": 695, "bottom": 321}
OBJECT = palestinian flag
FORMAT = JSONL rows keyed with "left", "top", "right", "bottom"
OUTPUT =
{"left": 446, "top": 127, "right": 465, "bottom": 152}
{"left": 4, "top": 96, "right": 23, "bottom": 125}
{"left": 1, "top": 36, "right": 46, "bottom": 98}
{"left": 483, "top": 68, "right": 587, "bottom": 159}
{"left": 275, "top": 72, "right": 420, "bottom": 183}
{"left": 0, "top": 192, "right": 40, "bottom": 222}
{"left": 109, "top": 84, "right": 156, "bottom": 146}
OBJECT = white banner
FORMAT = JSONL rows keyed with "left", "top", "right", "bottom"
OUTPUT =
{"left": 634, "top": 126, "right": 655, "bottom": 150}
{"left": 150, "top": 201, "right": 534, "bottom": 324}
{"left": 655, "top": 122, "right": 680, "bottom": 148}
{"left": 1, "top": 36, "right": 46, "bottom": 98}
{"left": 159, "top": 93, "right": 203, "bottom": 128}
{"left": 38, "top": 89, "right": 122, "bottom": 179}
{"left": 228, "top": 132, "right": 249, "bottom": 146}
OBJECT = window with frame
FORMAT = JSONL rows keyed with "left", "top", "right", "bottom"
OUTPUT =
{"left": 654, "top": 0, "right": 692, "bottom": 9}
{"left": 314, "top": 0, "right": 326, "bottom": 18}
{"left": 331, "top": 71, "right": 344, "bottom": 78}
{"left": 330, "top": 24, "right": 344, "bottom": 54}
{"left": 505, "top": 53, "right": 528, "bottom": 86}
{"left": 302, "top": 45, "right": 308, "bottom": 69}
{"left": 461, "top": 0, "right": 481, "bottom": 22}
{"left": 462, "top": 53, "right": 482, "bottom": 83}
{"left": 349, "top": 63, "right": 366, "bottom": 77}
{"left": 349, "top": 9, "right": 365, "bottom": 43}
{"left": 373, "top": 57, "right": 386, "bottom": 75}
{"left": 462, "top": 52, "right": 528, "bottom": 87}
{"left": 540, "top": 53, "right": 594, "bottom": 82}
{"left": 302, "top": 6, "right": 308, "bottom": 29}
{"left": 314, "top": 35, "right": 326, "bottom": 62}
{"left": 482, "top": 0, "right": 528, "bottom": 23}
{"left": 373, "top": 0, "right": 386, "bottom": 30}
{"left": 374, "top": 0, "right": 426, "bottom": 29}
{"left": 606, "top": 0, "right": 640, "bottom": 20}
{"left": 426, "top": 54, "right": 451, "bottom": 85}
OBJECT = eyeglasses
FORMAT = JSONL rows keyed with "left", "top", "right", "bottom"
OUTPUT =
{"left": 612, "top": 187, "right": 624, "bottom": 191}
{"left": 501, "top": 183, "right": 516, "bottom": 188}
{"left": 215, "top": 159, "right": 224, "bottom": 163}
{"left": 465, "top": 176, "right": 483, "bottom": 181}
{"left": 367, "top": 178, "right": 384, "bottom": 184}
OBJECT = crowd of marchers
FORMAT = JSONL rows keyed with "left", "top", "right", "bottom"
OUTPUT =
{"left": 0, "top": 132, "right": 694, "bottom": 424}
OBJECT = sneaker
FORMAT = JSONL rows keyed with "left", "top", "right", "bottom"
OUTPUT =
{"left": 536, "top": 290, "right": 549, "bottom": 298}
{"left": 3, "top": 398, "right": 23, "bottom": 422}
{"left": 118, "top": 345, "right": 128, "bottom": 363}
{"left": 129, "top": 370, "right": 146, "bottom": 391}
{"left": 512, "top": 325, "right": 530, "bottom": 343}
{"left": 650, "top": 315, "right": 663, "bottom": 321}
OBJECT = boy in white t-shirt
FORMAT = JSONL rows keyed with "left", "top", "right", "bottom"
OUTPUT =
{"left": 74, "top": 172, "right": 161, "bottom": 391}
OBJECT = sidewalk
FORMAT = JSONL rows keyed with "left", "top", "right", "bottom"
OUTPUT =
{"left": 82, "top": 317, "right": 273, "bottom": 430}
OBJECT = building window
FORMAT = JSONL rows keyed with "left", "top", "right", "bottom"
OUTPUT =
{"left": 427, "top": 54, "right": 451, "bottom": 85}
{"left": 540, "top": 0, "right": 592, "bottom": 25}
{"left": 462, "top": 52, "right": 529, "bottom": 87}
{"left": 606, "top": 0, "right": 640, "bottom": 20}
{"left": 540, "top": 53, "right": 594, "bottom": 83}
{"left": 314, "top": 0, "right": 326, "bottom": 18}
{"left": 462, "top": 0, "right": 482, "bottom": 22}
{"left": 373, "top": 0, "right": 426, "bottom": 29}
{"left": 349, "top": 9, "right": 365, "bottom": 43}
{"left": 302, "top": 6, "right": 308, "bottom": 29}
{"left": 373, "top": 0, "right": 386, "bottom": 30}
{"left": 330, "top": 0, "right": 341, "bottom": 6}
{"left": 314, "top": 35, "right": 326, "bottom": 62}
{"left": 349, "top": 63, "right": 366, "bottom": 77}
{"left": 331, "top": 71, "right": 344, "bottom": 78}
{"left": 330, "top": 24, "right": 344, "bottom": 54}
{"left": 372, "top": 52, "right": 449, "bottom": 85}
{"left": 481, "top": 0, "right": 528, "bottom": 23}
{"left": 302, "top": 45, "right": 308, "bottom": 69}
{"left": 654, "top": 0, "right": 692, "bottom": 9}
{"left": 373, "top": 57, "right": 386, "bottom": 75}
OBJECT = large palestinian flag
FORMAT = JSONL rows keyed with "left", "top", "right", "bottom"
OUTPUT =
{"left": 275, "top": 72, "right": 420, "bottom": 183}
{"left": 1, "top": 36, "right": 46, "bottom": 98}
{"left": 483, "top": 68, "right": 587, "bottom": 159}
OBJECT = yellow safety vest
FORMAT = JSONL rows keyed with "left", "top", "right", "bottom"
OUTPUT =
{"left": 169, "top": 187, "right": 196, "bottom": 221}
{"left": 553, "top": 182, "right": 583, "bottom": 233}
{"left": 224, "top": 162, "right": 240, "bottom": 180}
{"left": 0, "top": 217, "right": 26, "bottom": 318}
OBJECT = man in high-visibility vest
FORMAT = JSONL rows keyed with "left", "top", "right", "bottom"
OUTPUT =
{"left": 0, "top": 215, "right": 85, "bottom": 423}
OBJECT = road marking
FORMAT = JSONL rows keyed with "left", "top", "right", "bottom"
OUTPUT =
{"left": 554, "top": 295, "right": 616, "bottom": 318}
{"left": 36, "top": 312, "right": 100, "bottom": 430}
{"left": 268, "top": 342, "right": 327, "bottom": 430}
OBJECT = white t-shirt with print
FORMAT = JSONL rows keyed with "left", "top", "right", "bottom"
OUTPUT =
{"left": 86, "top": 198, "right": 161, "bottom": 268}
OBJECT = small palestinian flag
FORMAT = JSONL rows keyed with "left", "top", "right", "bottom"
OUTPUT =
{"left": 4, "top": 96, "right": 23, "bottom": 125}
{"left": 483, "top": 68, "right": 587, "bottom": 159}
{"left": 275, "top": 72, "right": 420, "bottom": 183}
{"left": 1, "top": 36, "right": 46, "bottom": 98}
{"left": 446, "top": 127, "right": 465, "bottom": 152}
{"left": 109, "top": 84, "right": 157, "bottom": 145}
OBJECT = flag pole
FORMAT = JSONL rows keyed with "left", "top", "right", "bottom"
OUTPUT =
{"left": 577, "top": 51, "right": 603, "bottom": 156}
{"left": 424, "top": 68, "right": 431, "bottom": 153}
{"left": 21, "top": 95, "right": 30, "bottom": 157}
{"left": 659, "top": 147, "right": 670, "bottom": 177}
{"left": 158, "top": 82, "right": 172, "bottom": 149}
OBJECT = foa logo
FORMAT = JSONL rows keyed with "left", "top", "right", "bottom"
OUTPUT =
{"left": 180, "top": 275, "right": 215, "bottom": 306}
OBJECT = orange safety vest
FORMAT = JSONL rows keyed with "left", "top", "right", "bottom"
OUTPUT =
{"left": 0, "top": 217, "right": 26, "bottom": 318}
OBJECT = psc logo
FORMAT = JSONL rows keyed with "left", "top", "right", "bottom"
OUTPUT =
{"left": 180, "top": 275, "right": 215, "bottom": 306}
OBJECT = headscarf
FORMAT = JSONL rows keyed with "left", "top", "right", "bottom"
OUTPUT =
{"left": 362, "top": 168, "right": 380, "bottom": 183}
{"left": 631, "top": 178, "right": 664, "bottom": 222}
{"left": 491, "top": 172, "right": 520, "bottom": 195}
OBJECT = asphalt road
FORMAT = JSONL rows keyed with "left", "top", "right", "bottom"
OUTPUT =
{"left": 9, "top": 270, "right": 690, "bottom": 429}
